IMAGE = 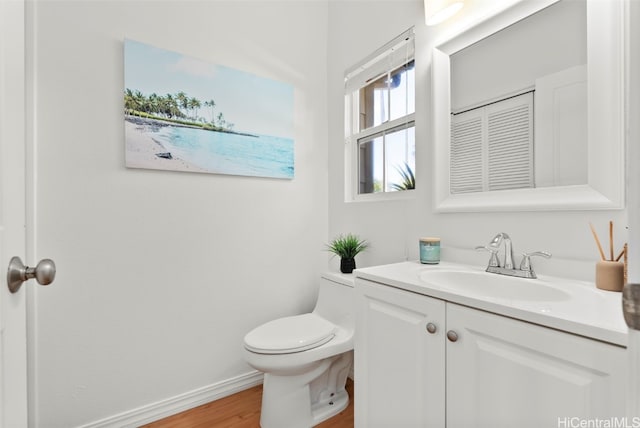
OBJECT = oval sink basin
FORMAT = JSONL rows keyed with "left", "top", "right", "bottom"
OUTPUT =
{"left": 419, "top": 270, "right": 571, "bottom": 302}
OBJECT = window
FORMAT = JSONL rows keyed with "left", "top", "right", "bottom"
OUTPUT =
{"left": 345, "top": 28, "right": 415, "bottom": 199}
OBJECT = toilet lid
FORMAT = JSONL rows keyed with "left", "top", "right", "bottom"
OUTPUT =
{"left": 244, "top": 313, "right": 336, "bottom": 354}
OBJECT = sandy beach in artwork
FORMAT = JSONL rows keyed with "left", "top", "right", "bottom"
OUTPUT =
{"left": 125, "top": 118, "right": 208, "bottom": 173}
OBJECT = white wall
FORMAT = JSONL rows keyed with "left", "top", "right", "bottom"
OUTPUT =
{"left": 28, "top": 1, "right": 328, "bottom": 426}
{"left": 450, "top": 0, "right": 586, "bottom": 111}
{"left": 327, "top": 0, "right": 628, "bottom": 281}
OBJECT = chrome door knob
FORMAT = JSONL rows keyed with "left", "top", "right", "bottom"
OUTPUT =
{"left": 7, "top": 256, "right": 56, "bottom": 293}
{"left": 426, "top": 323, "right": 437, "bottom": 334}
{"left": 446, "top": 330, "right": 459, "bottom": 342}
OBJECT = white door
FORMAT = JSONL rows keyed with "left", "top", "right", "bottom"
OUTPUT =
{"left": 0, "top": 0, "right": 29, "bottom": 426}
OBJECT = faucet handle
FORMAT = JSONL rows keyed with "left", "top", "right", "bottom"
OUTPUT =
{"left": 520, "top": 251, "right": 552, "bottom": 272}
{"left": 475, "top": 245, "right": 500, "bottom": 268}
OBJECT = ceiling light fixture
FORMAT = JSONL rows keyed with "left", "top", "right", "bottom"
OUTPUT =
{"left": 425, "top": 0, "right": 464, "bottom": 26}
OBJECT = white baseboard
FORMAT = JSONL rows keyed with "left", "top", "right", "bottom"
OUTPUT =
{"left": 77, "top": 370, "right": 264, "bottom": 428}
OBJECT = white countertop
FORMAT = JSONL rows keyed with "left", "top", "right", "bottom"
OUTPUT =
{"left": 355, "top": 261, "right": 628, "bottom": 347}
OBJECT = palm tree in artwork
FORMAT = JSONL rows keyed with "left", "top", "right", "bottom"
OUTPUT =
{"left": 216, "top": 112, "right": 226, "bottom": 129}
{"left": 204, "top": 99, "right": 216, "bottom": 125}
{"left": 176, "top": 92, "right": 189, "bottom": 117}
{"left": 124, "top": 88, "right": 137, "bottom": 113}
{"left": 134, "top": 90, "right": 146, "bottom": 113}
{"left": 148, "top": 93, "right": 160, "bottom": 116}
{"left": 164, "top": 93, "right": 180, "bottom": 118}
{"left": 189, "top": 97, "right": 201, "bottom": 121}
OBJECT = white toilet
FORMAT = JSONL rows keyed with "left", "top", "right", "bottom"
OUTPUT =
{"left": 243, "top": 274, "right": 354, "bottom": 428}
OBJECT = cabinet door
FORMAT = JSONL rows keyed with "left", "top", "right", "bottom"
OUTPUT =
{"left": 446, "top": 303, "right": 626, "bottom": 428}
{"left": 355, "top": 278, "right": 446, "bottom": 428}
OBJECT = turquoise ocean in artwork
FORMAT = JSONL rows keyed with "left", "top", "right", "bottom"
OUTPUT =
{"left": 124, "top": 39, "right": 295, "bottom": 179}
{"left": 151, "top": 125, "right": 294, "bottom": 179}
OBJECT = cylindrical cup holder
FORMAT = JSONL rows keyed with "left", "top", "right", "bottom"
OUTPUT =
{"left": 595, "top": 260, "right": 624, "bottom": 292}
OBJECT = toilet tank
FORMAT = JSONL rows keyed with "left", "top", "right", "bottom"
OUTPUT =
{"left": 312, "top": 273, "right": 354, "bottom": 328}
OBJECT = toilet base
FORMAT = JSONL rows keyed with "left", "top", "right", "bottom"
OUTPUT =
{"left": 310, "top": 387, "right": 349, "bottom": 425}
{"left": 259, "top": 352, "right": 352, "bottom": 428}
{"left": 260, "top": 381, "right": 349, "bottom": 428}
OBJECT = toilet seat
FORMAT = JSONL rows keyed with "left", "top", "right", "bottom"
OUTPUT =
{"left": 244, "top": 313, "right": 336, "bottom": 354}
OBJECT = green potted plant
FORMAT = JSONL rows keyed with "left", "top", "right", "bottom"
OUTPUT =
{"left": 326, "top": 233, "right": 369, "bottom": 274}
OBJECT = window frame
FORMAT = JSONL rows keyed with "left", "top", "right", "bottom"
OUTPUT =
{"left": 344, "top": 28, "right": 416, "bottom": 203}
{"left": 355, "top": 115, "right": 416, "bottom": 194}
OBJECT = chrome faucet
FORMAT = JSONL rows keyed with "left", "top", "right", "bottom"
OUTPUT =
{"left": 489, "top": 232, "right": 514, "bottom": 269}
{"left": 476, "top": 233, "right": 551, "bottom": 279}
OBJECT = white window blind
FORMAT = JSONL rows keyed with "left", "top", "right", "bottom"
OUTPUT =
{"left": 344, "top": 28, "right": 415, "bottom": 94}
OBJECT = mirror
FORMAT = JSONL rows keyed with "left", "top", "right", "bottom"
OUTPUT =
{"left": 432, "top": 0, "right": 625, "bottom": 212}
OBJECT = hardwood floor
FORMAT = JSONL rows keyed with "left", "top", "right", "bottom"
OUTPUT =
{"left": 142, "top": 379, "right": 354, "bottom": 428}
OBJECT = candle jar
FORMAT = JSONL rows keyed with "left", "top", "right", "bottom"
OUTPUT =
{"left": 420, "top": 238, "right": 441, "bottom": 264}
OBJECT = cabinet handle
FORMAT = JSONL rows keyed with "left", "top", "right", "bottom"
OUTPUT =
{"left": 426, "top": 323, "right": 437, "bottom": 334}
{"left": 446, "top": 330, "right": 458, "bottom": 342}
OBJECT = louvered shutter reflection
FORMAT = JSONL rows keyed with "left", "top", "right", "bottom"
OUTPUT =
{"left": 450, "top": 92, "right": 533, "bottom": 194}
{"left": 487, "top": 99, "right": 534, "bottom": 191}
{"left": 450, "top": 114, "right": 483, "bottom": 193}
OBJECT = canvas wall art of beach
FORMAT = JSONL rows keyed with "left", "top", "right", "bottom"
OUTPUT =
{"left": 124, "top": 39, "right": 294, "bottom": 179}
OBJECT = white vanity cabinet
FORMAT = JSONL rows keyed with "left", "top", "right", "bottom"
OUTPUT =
{"left": 355, "top": 277, "right": 627, "bottom": 428}
{"left": 446, "top": 303, "right": 626, "bottom": 428}
{"left": 355, "top": 278, "right": 446, "bottom": 427}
